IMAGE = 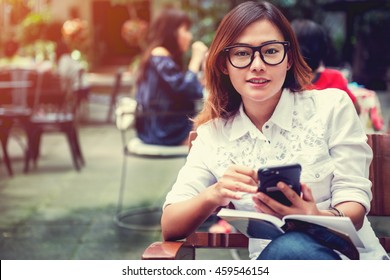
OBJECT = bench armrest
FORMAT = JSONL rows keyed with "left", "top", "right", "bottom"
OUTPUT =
{"left": 142, "top": 241, "right": 195, "bottom": 260}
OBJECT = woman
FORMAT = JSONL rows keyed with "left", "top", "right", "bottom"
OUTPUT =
{"left": 135, "top": 8, "right": 208, "bottom": 146}
{"left": 161, "top": 1, "right": 388, "bottom": 260}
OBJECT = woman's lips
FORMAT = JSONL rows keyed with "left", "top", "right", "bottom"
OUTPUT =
{"left": 247, "top": 78, "right": 270, "bottom": 86}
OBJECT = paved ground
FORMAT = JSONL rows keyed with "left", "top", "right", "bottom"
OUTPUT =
{"left": 0, "top": 97, "right": 246, "bottom": 260}
{"left": 0, "top": 90, "right": 389, "bottom": 260}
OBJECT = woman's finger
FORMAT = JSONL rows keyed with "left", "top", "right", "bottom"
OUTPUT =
{"left": 276, "top": 181, "right": 301, "bottom": 206}
{"left": 300, "top": 182, "right": 315, "bottom": 202}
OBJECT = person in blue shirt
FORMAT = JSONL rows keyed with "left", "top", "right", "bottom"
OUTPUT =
{"left": 135, "top": 8, "right": 208, "bottom": 146}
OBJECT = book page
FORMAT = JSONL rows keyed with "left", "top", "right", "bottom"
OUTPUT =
{"left": 283, "top": 215, "right": 365, "bottom": 248}
{"left": 218, "top": 208, "right": 284, "bottom": 227}
{"left": 217, "top": 209, "right": 285, "bottom": 239}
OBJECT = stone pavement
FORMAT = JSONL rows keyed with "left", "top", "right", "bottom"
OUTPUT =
{"left": 0, "top": 101, "right": 244, "bottom": 260}
{"left": 0, "top": 91, "right": 389, "bottom": 260}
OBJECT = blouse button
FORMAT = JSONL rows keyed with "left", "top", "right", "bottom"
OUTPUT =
{"left": 265, "top": 125, "right": 269, "bottom": 129}
{"left": 315, "top": 173, "right": 320, "bottom": 178}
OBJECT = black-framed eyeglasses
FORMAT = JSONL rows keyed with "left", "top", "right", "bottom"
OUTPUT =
{"left": 223, "top": 41, "right": 290, "bottom": 69}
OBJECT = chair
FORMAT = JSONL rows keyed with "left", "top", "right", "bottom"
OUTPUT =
{"left": 142, "top": 133, "right": 390, "bottom": 259}
{"left": 25, "top": 71, "right": 85, "bottom": 171}
{"left": 0, "top": 69, "right": 37, "bottom": 176}
{"left": 106, "top": 68, "right": 128, "bottom": 123}
{"left": 114, "top": 97, "right": 188, "bottom": 231}
{"left": 0, "top": 116, "right": 14, "bottom": 175}
{"left": 73, "top": 68, "right": 90, "bottom": 121}
{"left": 367, "top": 133, "right": 390, "bottom": 251}
{"left": 57, "top": 55, "right": 90, "bottom": 122}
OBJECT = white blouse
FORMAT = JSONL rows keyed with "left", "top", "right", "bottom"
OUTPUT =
{"left": 164, "top": 88, "right": 389, "bottom": 260}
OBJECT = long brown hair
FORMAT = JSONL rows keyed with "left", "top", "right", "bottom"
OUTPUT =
{"left": 194, "top": 1, "right": 312, "bottom": 128}
{"left": 136, "top": 8, "right": 191, "bottom": 85}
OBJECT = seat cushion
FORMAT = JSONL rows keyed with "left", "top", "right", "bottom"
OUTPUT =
{"left": 126, "top": 137, "right": 188, "bottom": 157}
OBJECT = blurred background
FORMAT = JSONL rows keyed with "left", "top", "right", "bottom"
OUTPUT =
{"left": 1, "top": 0, "right": 389, "bottom": 89}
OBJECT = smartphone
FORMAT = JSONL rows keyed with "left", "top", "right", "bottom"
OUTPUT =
{"left": 257, "top": 163, "right": 302, "bottom": 206}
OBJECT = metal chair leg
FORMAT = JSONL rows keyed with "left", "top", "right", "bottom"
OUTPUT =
{"left": 0, "top": 120, "right": 13, "bottom": 176}
{"left": 0, "top": 134, "right": 13, "bottom": 176}
{"left": 114, "top": 152, "right": 162, "bottom": 231}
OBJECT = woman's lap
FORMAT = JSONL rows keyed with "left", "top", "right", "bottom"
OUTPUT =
{"left": 257, "top": 231, "right": 341, "bottom": 260}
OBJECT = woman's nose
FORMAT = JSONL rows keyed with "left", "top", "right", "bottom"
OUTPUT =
{"left": 250, "top": 51, "right": 266, "bottom": 72}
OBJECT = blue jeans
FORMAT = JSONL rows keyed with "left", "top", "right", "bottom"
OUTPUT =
{"left": 257, "top": 231, "right": 342, "bottom": 260}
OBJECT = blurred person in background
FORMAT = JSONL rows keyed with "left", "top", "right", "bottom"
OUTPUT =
{"left": 55, "top": 40, "right": 90, "bottom": 113}
{"left": 291, "top": 19, "right": 361, "bottom": 115}
{"left": 135, "top": 7, "right": 208, "bottom": 146}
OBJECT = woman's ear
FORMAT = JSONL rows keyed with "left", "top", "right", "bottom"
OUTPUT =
{"left": 221, "top": 67, "right": 229, "bottom": 75}
{"left": 217, "top": 58, "right": 229, "bottom": 75}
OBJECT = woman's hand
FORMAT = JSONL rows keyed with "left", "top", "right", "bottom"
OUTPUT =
{"left": 192, "top": 41, "right": 208, "bottom": 60}
{"left": 189, "top": 41, "right": 208, "bottom": 73}
{"left": 252, "top": 182, "right": 321, "bottom": 219}
{"left": 206, "top": 165, "right": 258, "bottom": 207}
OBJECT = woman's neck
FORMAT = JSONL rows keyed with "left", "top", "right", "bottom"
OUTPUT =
{"left": 242, "top": 91, "right": 282, "bottom": 131}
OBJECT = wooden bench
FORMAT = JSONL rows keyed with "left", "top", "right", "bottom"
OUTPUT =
{"left": 142, "top": 133, "right": 390, "bottom": 259}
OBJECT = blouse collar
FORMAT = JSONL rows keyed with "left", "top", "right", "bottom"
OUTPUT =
{"left": 228, "top": 88, "right": 295, "bottom": 141}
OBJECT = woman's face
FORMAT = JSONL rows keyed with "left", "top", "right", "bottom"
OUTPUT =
{"left": 225, "top": 19, "right": 291, "bottom": 105}
{"left": 177, "top": 23, "right": 192, "bottom": 53}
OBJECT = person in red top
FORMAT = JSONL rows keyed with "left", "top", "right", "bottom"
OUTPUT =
{"left": 291, "top": 19, "right": 361, "bottom": 114}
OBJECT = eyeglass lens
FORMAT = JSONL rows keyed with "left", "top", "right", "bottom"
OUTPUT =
{"left": 227, "top": 42, "right": 287, "bottom": 68}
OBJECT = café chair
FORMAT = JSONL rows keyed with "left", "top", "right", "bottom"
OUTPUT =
{"left": 114, "top": 97, "right": 188, "bottom": 231}
{"left": 107, "top": 68, "right": 131, "bottom": 123}
{"left": 0, "top": 117, "right": 14, "bottom": 175}
{"left": 26, "top": 71, "right": 85, "bottom": 171}
{"left": 73, "top": 68, "right": 90, "bottom": 122}
{"left": 0, "top": 69, "right": 37, "bottom": 175}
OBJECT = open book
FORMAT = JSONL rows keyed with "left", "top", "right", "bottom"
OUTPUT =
{"left": 217, "top": 208, "right": 365, "bottom": 260}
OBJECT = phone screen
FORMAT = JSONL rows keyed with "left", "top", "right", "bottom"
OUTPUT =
{"left": 257, "top": 163, "right": 302, "bottom": 206}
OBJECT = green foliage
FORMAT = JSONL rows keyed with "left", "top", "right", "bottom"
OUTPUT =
{"left": 180, "top": 0, "right": 231, "bottom": 46}
{"left": 179, "top": 0, "right": 335, "bottom": 46}
{"left": 18, "top": 11, "right": 51, "bottom": 45}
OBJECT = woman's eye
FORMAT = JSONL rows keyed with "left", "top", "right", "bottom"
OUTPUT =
{"left": 233, "top": 50, "right": 251, "bottom": 57}
{"left": 264, "top": 48, "right": 278, "bottom": 55}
